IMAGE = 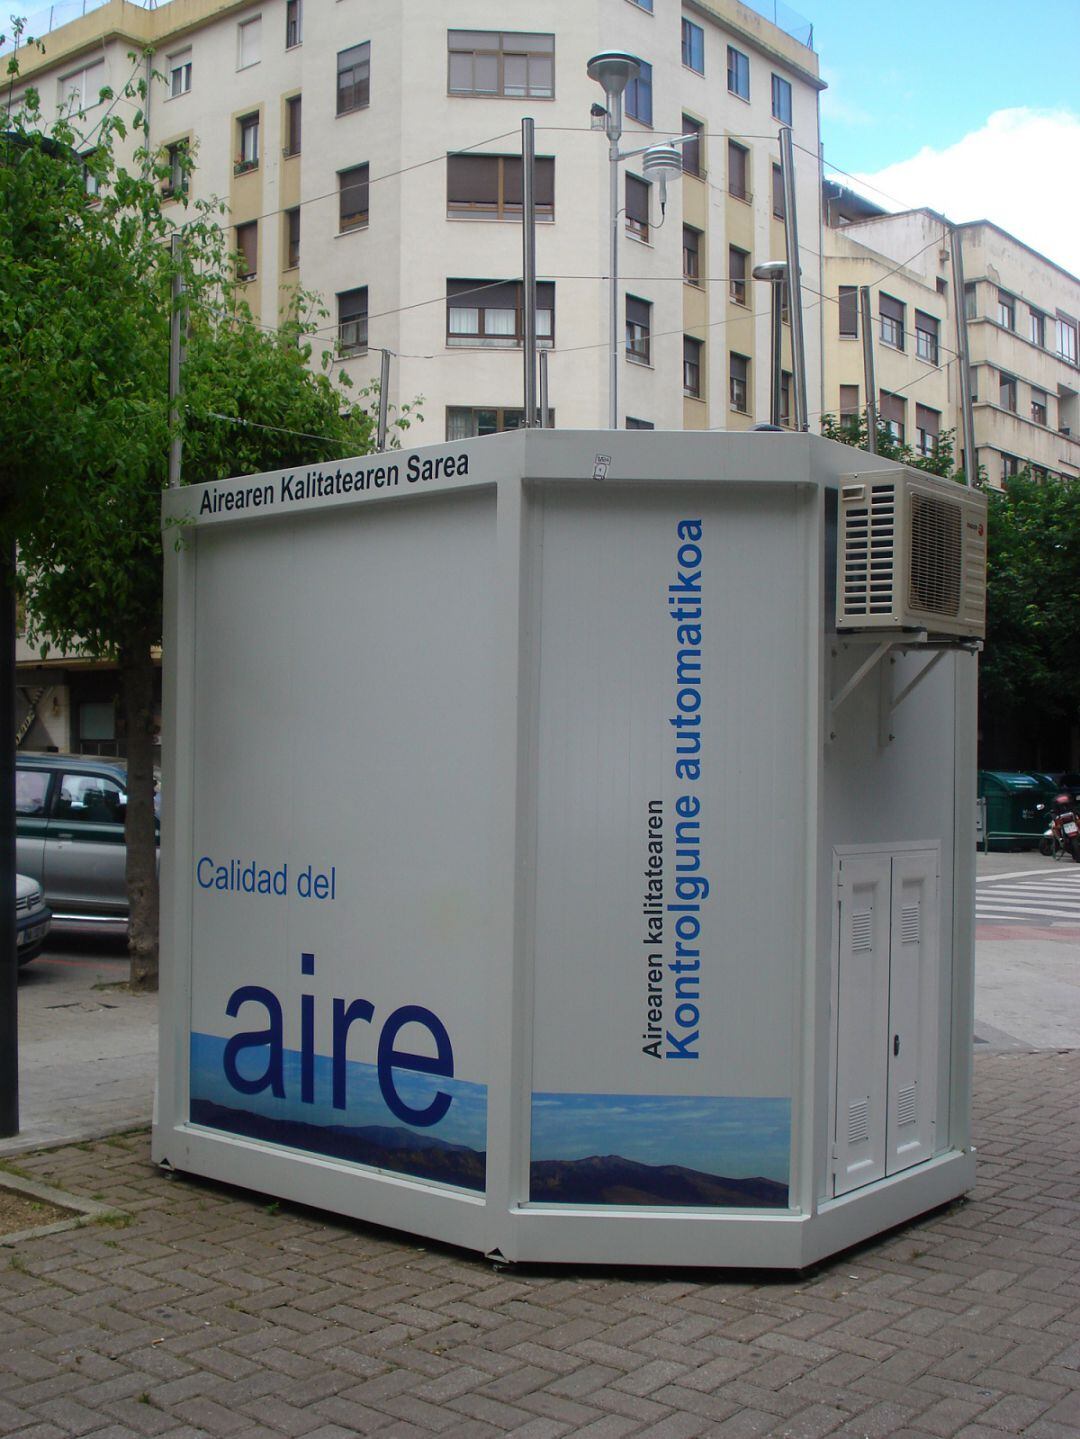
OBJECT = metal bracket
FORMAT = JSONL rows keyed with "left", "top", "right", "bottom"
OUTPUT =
{"left": 829, "top": 632, "right": 982, "bottom": 744}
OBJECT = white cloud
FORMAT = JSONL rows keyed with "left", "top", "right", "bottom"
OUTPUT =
{"left": 850, "top": 108, "right": 1080, "bottom": 279}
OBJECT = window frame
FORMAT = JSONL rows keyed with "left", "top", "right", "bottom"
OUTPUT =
{"left": 284, "top": 206, "right": 300, "bottom": 269}
{"left": 1028, "top": 307, "right": 1045, "bottom": 348}
{"left": 58, "top": 59, "right": 105, "bottom": 113}
{"left": 771, "top": 163, "right": 785, "bottom": 219}
{"left": 236, "top": 112, "right": 260, "bottom": 173}
{"left": 338, "top": 286, "right": 369, "bottom": 356}
{"left": 283, "top": 95, "right": 302, "bottom": 157}
{"left": 1030, "top": 388, "right": 1048, "bottom": 426}
{"left": 234, "top": 220, "right": 258, "bottom": 281}
{"left": 447, "top": 152, "right": 554, "bottom": 221}
{"left": 771, "top": 73, "right": 792, "bottom": 124}
{"left": 681, "top": 18, "right": 704, "bottom": 74}
{"left": 726, "top": 45, "right": 749, "bottom": 100}
{"left": 446, "top": 406, "right": 535, "bottom": 439}
{"left": 162, "top": 139, "right": 189, "bottom": 199}
{"left": 680, "top": 115, "right": 703, "bottom": 178}
{"left": 915, "top": 403, "right": 940, "bottom": 457}
{"left": 337, "top": 42, "right": 371, "bottom": 115}
{"left": 838, "top": 285, "right": 858, "bottom": 338}
{"left": 625, "top": 59, "right": 652, "bottom": 125}
{"left": 914, "top": 310, "right": 939, "bottom": 364}
{"left": 338, "top": 162, "right": 370, "bottom": 233}
{"left": 1057, "top": 315, "right": 1078, "bottom": 365}
{"left": 286, "top": 0, "right": 302, "bottom": 49}
{"left": 625, "top": 294, "right": 651, "bottom": 365}
{"left": 446, "top": 30, "right": 555, "bottom": 100}
{"left": 683, "top": 335, "right": 703, "bottom": 398}
{"left": 729, "top": 245, "right": 748, "bottom": 306}
{"left": 729, "top": 352, "right": 749, "bottom": 413}
{"left": 682, "top": 224, "right": 701, "bottom": 286}
{"left": 625, "top": 173, "right": 650, "bottom": 241}
{"left": 237, "top": 15, "right": 261, "bottom": 71}
{"left": 446, "top": 279, "right": 555, "bottom": 349}
{"left": 168, "top": 49, "right": 192, "bottom": 98}
{"left": 996, "top": 290, "right": 1016, "bottom": 331}
{"left": 879, "top": 293, "right": 905, "bottom": 351}
{"left": 998, "top": 371, "right": 1018, "bottom": 413}
{"left": 727, "top": 140, "right": 749, "bottom": 202}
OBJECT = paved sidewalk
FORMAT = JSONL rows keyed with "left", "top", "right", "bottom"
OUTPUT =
{"left": 0, "top": 1048, "right": 1077, "bottom": 1439}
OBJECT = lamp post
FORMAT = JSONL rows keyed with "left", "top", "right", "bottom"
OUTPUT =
{"left": 752, "top": 260, "right": 788, "bottom": 427}
{"left": 587, "top": 55, "right": 695, "bottom": 429}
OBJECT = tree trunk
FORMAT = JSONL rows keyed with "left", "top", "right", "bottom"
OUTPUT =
{"left": 120, "top": 632, "right": 159, "bottom": 991}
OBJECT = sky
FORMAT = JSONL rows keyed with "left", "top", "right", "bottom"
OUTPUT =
{"left": 804, "top": 0, "right": 1080, "bottom": 276}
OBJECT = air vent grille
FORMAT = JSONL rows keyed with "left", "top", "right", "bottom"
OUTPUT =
{"left": 909, "top": 493, "right": 962, "bottom": 617}
{"left": 851, "top": 910, "right": 873, "bottom": 951}
{"left": 847, "top": 1099, "right": 870, "bottom": 1145}
{"left": 840, "top": 483, "right": 897, "bottom": 618}
{"left": 900, "top": 904, "right": 920, "bottom": 946}
{"left": 896, "top": 1083, "right": 918, "bottom": 1128}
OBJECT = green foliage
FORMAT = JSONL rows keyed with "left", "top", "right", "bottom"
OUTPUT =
{"left": 979, "top": 473, "right": 1080, "bottom": 729}
{"left": 819, "top": 412, "right": 968, "bottom": 482}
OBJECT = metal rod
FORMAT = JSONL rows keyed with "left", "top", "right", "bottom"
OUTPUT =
{"left": 949, "top": 225, "right": 977, "bottom": 485}
{"left": 167, "top": 232, "right": 186, "bottom": 488}
{"left": 0, "top": 543, "right": 16, "bottom": 1138}
{"left": 539, "top": 348, "right": 549, "bottom": 429}
{"left": 377, "top": 348, "right": 390, "bottom": 451}
{"left": 778, "top": 127, "right": 808, "bottom": 431}
{"left": 522, "top": 118, "right": 537, "bottom": 427}
{"left": 607, "top": 116, "right": 620, "bottom": 429}
{"left": 769, "top": 279, "right": 783, "bottom": 425}
{"left": 859, "top": 285, "right": 878, "bottom": 454}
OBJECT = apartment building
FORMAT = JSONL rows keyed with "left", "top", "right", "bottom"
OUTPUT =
{"left": 822, "top": 188, "right": 1080, "bottom": 487}
{"left": 11, "top": 0, "right": 824, "bottom": 449}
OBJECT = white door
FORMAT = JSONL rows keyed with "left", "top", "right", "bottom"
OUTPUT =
{"left": 833, "top": 847, "right": 940, "bottom": 1197}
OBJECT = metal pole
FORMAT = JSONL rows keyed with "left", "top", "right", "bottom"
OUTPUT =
{"left": 778, "top": 127, "right": 809, "bottom": 431}
{"left": 607, "top": 121, "right": 620, "bottom": 429}
{"left": 949, "top": 225, "right": 977, "bottom": 485}
{"left": 769, "top": 279, "right": 783, "bottom": 425}
{"left": 539, "top": 348, "right": 549, "bottom": 429}
{"left": 522, "top": 118, "right": 538, "bottom": 427}
{"left": 0, "top": 544, "right": 16, "bottom": 1138}
{"left": 859, "top": 285, "right": 878, "bottom": 454}
{"left": 168, "top": 233, "right": 186, "bottom": 488}
{"left": 377, "top": 348, "right": 390, "bottom": 451}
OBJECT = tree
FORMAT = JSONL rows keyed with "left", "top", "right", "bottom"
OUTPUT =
{"left": 979, "top": 474, "right": 1080, "bottom": 769}
{"left": 1, "top": 44, "right": 404, "bottom": 988}
{"left": 819, "top": 412, "right": 968, "bottom": 482}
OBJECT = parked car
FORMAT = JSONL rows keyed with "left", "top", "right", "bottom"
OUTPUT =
{"left": 15, "top": 752, "right": 159, "bottom": 927}
{"left": 16, "top": 873, "right": 51, "bottom": 965}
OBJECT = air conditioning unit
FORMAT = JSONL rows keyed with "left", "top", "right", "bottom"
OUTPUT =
{"left": 836, "top": 468, "right": 987, "bottom": 639}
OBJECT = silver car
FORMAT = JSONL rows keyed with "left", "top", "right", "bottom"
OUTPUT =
{"left": 16, "top": 873, "right": 51, "bottom": 965}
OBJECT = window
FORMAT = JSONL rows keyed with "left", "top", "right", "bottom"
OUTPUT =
{"left": 339, "top": 163, "right": 369, "bottom": 231}
{"left": 1058, "top": 316, "right": 1078, "bottom": 365}
{"left": 838, "top": 286, "right": 858, "bottom": 338}
{"left": 780, "top": 371, "right": 792, "bottom": 427}
{"left": 284, "top": 207, "right": 300, "bottom": 268}
{"left": 839, "top": 384, "right": 859, "bottom": 422}
{"left": 286, "top": 0, "right": 302, "bottom": 48}
{"left": 236, "top": 112, "right": 259, "bottom": 172}
{"left": 1031, "top": 388, "right": 1047, "bottom": 425}
{"left": 683, "top": 336, "right": 703, "bottom": 397}
{"left": 337, "top": 42, "right": 370, "bottom": 114}
{"left": 1029, "top": 308, "right": 1045, "bottom": 347}
{"left": 771, "top": 73, "right": 792, "bottom": 124}
{"left": 625, "top": 294, "right": 651, "bottom": 364}
{"left": 681, "top": 19, "right": 704, "bottom": 73}
{"left": 235, "top": 221, "right": 257, "bottom": 281}
{"left": 729, "top": 245, "right": 748, "bottom": 305}
{"left": 237, "top": 16, "right": 261, "bottom": 69}
{"left": 625, "top": 174, "right": 650, "bottom": 241}
{"left": 81, "top": 151, "right": 100, "bottom": 199}
{"left": 627, "top": 0, "right": 653, "bottom": 9}
{"left": 728, "top": 141, "right": 749, "bottom": 201}
{"left": 964, "top": 282, "right": 977, "bottom": 320}
{"left": 338, "top": 287, "right": 368, "bottom": 354}
{"left": 999, "top": 372, "right": 1017, "bottom": 412}
{"left": 163, "top": 140, "right": 188, "bottom": 199}
{"left": 879, "top": 293, "right": 905, "bottom": 350}
{"left": 915, "top": 404, "right": 940, "bottom": 457}
{"left": 58, "top": 59, "right": 105, "bottom": 112}
{"left": 626, "top": 60, "right": 652, "bottom": 124}
{"left": 447, "top": 30, "right": 554, "bottom": 99}
{"left": 447, "top": 279, "right": 554, "bottom": 348}
{"left": 729, "top": 353, "right": 749, "bottom": 412}
{"left": 915, "top": 310, "right": 939, "bottom": 364}
{"left": 447, "top": 407, "right": 530, "bottom": 439}
{"left": 284, "top": 95, "right": 302, "bottom": 156}
{"left": 447, "top": 153, "right": 554, "bottom": 220}
{"left": 15, "top": 769, "right": 49, "bottom": 818}
{"left": 626, "top": 417, "right": 654, "bottom": 429}
{"left": 879, "top": 390, "right": 905, "bottom": 441}
{"left": 727, "top": 45, "right": 749, "bottom": 100}
{"left": 1002, "top": 453, "right": 1021, "bottom": 481}
{"left": 681, "top": 115, "right": 703, "bottom": 177}
{"left": 682, "top": 225, "right": 701, "bottom": 285}
{"left": 54, "top": 772, "right": 126, "bottom": 824}
{"left": 771, "top": 164, "right": 785, "bottom": 219}
{"left": 168, "top": 49, "right": 191, "bottom": 98}
{"left": 996, "top": 290, "right": 1016, "bottom": 330}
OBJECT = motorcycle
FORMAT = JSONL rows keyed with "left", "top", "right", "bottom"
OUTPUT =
{"left": 1037, "top": 793, "right": 1080, "bottom": 861}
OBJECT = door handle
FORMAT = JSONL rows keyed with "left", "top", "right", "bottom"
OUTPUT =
{"left": 893, "top": 1034, "right": 900, "bottom": 1057}
{"left": 55, "top": 831, "right": 74, "bottom": 842}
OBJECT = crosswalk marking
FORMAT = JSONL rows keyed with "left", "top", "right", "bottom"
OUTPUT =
{"left": 976, "top": 869, "right": 1080, "bottom": 926}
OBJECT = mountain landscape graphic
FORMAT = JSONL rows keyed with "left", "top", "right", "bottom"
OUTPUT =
{"left": 189, "top": 1098, "right": 486, "bottom": 1191}
{"left": 530, "top": 1152, "right": 788, "bottom": 1207}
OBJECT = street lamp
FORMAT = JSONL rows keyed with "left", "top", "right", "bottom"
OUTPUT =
{"left": 587, "top": 56, "right": 697, "bottom": 429}
{"left": 752, "top": 260, "right": 788, "bottom": 428}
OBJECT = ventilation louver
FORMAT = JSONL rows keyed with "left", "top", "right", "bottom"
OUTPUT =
{"left": 836, "top": 468, "right": 987, "bottom": 638}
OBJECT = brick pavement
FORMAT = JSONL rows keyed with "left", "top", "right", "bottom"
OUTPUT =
{"left": 1, "top": 1048, "right": 1078, "bottom": 1438}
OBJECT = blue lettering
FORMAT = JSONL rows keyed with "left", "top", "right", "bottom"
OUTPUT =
{"left": 223, "top": 986, "right": 285, "bottom": 1096}
{"left": 331, "top": 997, "right": 375, "bottom": 1109}
{"left": 378, "top": 1005, "right": 454, "bottom": 1127}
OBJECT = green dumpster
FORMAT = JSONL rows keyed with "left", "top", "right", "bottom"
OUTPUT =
{"left": 977, "top": 771, "right": 1055, "bottom": 850}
